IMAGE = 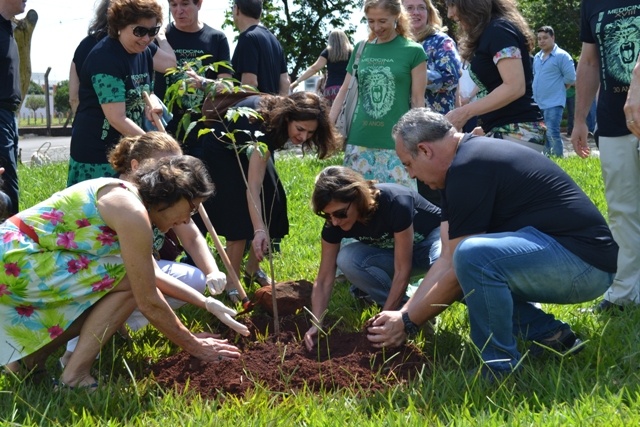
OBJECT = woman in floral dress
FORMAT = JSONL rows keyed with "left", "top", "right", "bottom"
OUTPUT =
{"left": 0, "top": 155, "right": 241, "bottom": 389}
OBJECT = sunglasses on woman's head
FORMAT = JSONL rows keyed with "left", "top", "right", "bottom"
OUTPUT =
{"left": 318, "top": 201, "right": 352, "bottom": 221}
{"left": 132, "top": 25, "right": 161, "bottom": 38}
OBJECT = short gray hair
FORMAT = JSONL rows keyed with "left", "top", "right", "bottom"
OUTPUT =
{"left": 392, "top": 109, "right": 454, "bottom": 156}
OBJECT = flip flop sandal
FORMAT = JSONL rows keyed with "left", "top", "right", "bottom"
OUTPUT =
{"left": 53, "top": 378, "right": 99, "bottom": 392}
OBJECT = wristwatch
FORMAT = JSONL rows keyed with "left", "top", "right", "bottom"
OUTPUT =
{"left": 402, "top": 312, "right": 419, "bottom": 337}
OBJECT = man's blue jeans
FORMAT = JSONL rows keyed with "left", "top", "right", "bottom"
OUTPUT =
{"left": 453, "top": 227, "right": 613, "bottom": 372}
{"left": 542, "top": 106, "right": 565, "bottom": 157}
{"left": 337, "top": 227, "right": 441, "bottom": 308}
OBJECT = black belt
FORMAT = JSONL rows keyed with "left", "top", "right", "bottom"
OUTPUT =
{"left": 0, "top": 102, "right": 19, "bottom": 112}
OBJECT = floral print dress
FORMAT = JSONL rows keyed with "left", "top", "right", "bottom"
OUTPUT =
{"left": 0, "top": 178, "right": 134, "bottom": 364}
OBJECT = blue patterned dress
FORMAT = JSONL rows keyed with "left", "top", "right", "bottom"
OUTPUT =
{"left": 421, "top": 31, "right": 462, "bottom": 114}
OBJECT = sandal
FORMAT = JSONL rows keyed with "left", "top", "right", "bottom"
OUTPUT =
{"left": 53, "top": 378, "right": 99, "bottom": 392}
{"left": 243, "top": 268, "right": 273, "bottom": 287}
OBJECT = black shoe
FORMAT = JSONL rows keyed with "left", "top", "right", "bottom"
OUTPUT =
{"left": 594, "top": 299, "right": 624, "bottom": 313}
{"left": 243, "top": 268, "right": 273, "bottom": 287}
{"left": 529, "top": 328, "right": 584, "bottom": 358}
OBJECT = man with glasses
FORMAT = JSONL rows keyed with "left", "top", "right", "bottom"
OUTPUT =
{"left": 367, "top": 109, "right": 617, "bottom": 381}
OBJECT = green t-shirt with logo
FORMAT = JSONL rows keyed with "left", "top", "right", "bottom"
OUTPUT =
{"left": 347, "top": 36, "right": 426, "bottom": 149}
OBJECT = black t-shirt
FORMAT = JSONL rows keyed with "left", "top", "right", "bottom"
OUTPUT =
{"left": 231, "top": 25, "right": 287, "bottom": 94}
{"left": 154, "top": 23, "right": 230, "bottom": 101}
{"left": 322, "top": 183, "right": 441, "bottom": 247}
{"left": 73, "top": 34, "right": 105, "bottom": 71}
{"left": 70, "top": 37, "right": 156, "bottom": 164}
{"left": 441, "top": 135, "right": 618, "bottom": 273}
{"left": 0, "top": 14, "right": 21, "bottom": 107}
{"left": 320, "top": 49, "right": 349, "bottom": 88}
{"left": 580, "top": 0, "right": 639, "bottom": 137}
{"left": 470, "top": 18, "right": 542, "bottom": 132}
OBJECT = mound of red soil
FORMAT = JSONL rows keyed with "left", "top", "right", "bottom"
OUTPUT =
{"left": 150, "top": 314, "right": 430, "bottom": 398}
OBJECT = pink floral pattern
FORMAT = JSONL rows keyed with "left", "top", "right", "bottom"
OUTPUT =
{"left": 0, "top": 178, "right": 130, "bottom": 364}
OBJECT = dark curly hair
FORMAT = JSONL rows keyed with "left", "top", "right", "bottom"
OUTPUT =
{"left": 133, "top": 155, "right": 214, "bottom": 210}
{"left": 258, "top": 91, "right": 342, "bottom": 159}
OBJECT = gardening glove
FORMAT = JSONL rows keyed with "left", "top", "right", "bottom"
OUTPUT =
{"left": 206, "top": 271, "right": 227, "bottom": 295}
{"left": 205, "top": 297, "right": 250, "bottom": 336}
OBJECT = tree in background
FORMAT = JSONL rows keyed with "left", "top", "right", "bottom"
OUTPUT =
{"left": 225, "top": 0, "right": 364, "bottom": 81}
{"left": 433, "top": 0, "right": 581, "bottom": 60}
{"left": 24, "top": 95, "right": 45, "bottom": 123}
{"left": 54, "top": 80, "right": 72, "bottom": 126}
{"left": 518, "top": 0, "right": 581, "bottom": 59}
{"left": 28, "top": 80, "right": 44, "bottom": 95}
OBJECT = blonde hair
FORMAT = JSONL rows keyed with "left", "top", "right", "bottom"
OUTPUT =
{"left": 409, "top": 0, "right": 448, "bottom": 42}
{"left": 108, "top": 131, "right": 182, "bottom": 174}
{"left": 326, "top": 29, "right": 353, "bottom": 63}
{"left": 364, "top": 0, "right": 413, "bottom": 41}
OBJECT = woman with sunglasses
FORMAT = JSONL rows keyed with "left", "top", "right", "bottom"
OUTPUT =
{"left": 67, "top": 0, "right": 177, "bottom": 187}
{"left": 68, "top": 0, "right": 175, "bottom": 116}
{"left": 304, "top": 166, "right": 441, "bottom": 351}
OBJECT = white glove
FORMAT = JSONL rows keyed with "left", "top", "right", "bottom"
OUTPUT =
{"left": 206, "top": 271, "right": 227, "bottom": 295}
{"left": 205, "top": 297, "right": 250, "bottom": 336}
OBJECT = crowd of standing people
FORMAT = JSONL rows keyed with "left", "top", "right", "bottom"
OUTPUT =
{"left": 1, "top": 0, "right": 639, "bottom": 389}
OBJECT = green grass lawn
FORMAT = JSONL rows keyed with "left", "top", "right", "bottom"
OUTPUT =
{"left": 2, "top": 154, "right": 640, "bottom": 426}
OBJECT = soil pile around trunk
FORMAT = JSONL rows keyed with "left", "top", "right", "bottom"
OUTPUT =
{"left": 150, "top": 314, "right": 430, "bottom": 398}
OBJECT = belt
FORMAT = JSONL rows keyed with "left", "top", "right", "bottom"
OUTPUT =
{"left": 0, "top": 102, "right": 19, "bottom": 112}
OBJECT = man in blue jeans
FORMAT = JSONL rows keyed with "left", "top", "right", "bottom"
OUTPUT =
{"left": 367, "top": 109, "right": 618, "bottom": 380}
{"left": 533, "top": 26, "right": 576, "bottom": 157}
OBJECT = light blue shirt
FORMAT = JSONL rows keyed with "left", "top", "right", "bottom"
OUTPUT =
{"left": 532, "top": 44, "right": 576, "bottom": 110}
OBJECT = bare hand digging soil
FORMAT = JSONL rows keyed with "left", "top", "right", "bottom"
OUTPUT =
{"left": 150, "top": 312, "right": 430, "bottom": 398}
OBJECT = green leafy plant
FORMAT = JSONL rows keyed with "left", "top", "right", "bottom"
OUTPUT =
{"left": 163, "top": 56, "right": 282, "bottom": 334}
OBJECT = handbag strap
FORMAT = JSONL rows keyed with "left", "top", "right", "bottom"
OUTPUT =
{"left": 345, "top": 40, "right": 368, "bottom": 93}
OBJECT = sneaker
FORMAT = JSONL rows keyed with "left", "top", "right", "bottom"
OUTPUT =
{"left": 594, "top": 299, "right": 624, "bottom": 314}
{"left": 529, "top": 328, "right": 583, "bottom": 358}
{"left": 243, "top": 268, "right": 273, "bottom": 287}
{"left": 467, "top": 364, "right": 518, "bottom": 384}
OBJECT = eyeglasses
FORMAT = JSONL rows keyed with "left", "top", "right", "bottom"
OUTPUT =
{"left": 318, "top": 201, "right": 352, "bottom": 221}
{"left": 132, "top": 25, "right": 161, "bottom": 38}
{"left": 405, "top": 5, "right": 427, "bottom": 12}
{"left": 187, "top": 199, "right": 199, "bottom": 216}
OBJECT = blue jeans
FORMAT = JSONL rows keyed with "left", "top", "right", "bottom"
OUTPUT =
{"left": 542, "top": 106, "right": 564, "bottom": 157}
{"left": 337, "top": 227, "right": 441, "bottom": 308}
{"left": 453, "top": 226, "right": 613, "bottom": 372}
{"left": 587, "top": 100, "right": 597, "bottom": 133}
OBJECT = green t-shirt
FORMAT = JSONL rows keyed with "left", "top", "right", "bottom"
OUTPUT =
{"left": 347, "top": 36, "right": 426, "bottom": 149}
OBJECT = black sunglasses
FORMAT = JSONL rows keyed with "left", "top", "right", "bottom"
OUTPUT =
{"left": 318, "top": 201, "right": 352, "bottom": 221}
{"left": 132, "top": 25, "right": 161, "bottom": 38}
